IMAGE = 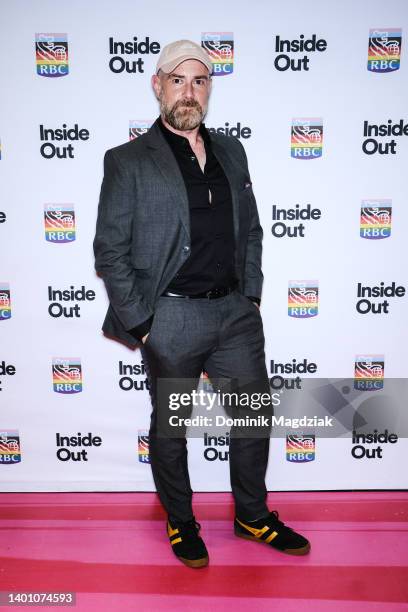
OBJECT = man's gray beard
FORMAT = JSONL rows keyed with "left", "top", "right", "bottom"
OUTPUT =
{"left": 160, "top": 98, "right": 205, "bottom": 131}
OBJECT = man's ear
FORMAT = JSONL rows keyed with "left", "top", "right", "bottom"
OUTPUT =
{"left": 151, "top": 74, "right": 161, "bottom": 99}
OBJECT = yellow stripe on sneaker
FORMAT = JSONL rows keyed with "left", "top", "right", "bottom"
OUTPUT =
{"left": 167, "top": 523, "right": 179, "bottom": 537}
{"left": 236, "top": 518, "right": 270, "bottom": 538}
{"left": 170, "top": 537, "right": 182, "bottom": 545}
{"left": 264, "top": 530, "right": 278, "bottom": 544}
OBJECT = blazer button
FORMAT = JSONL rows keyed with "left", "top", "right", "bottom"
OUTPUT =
{"left": 183, "top": 246, "right": 190, "bottom": 252}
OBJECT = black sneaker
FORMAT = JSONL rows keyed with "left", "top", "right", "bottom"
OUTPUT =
{"left": 167, "top": 517, "right": 209, "bottom": 568}
{"left": 234, "top": 510, "right": 310, "bottom": 555}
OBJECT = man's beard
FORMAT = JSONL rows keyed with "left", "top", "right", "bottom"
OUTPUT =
{"left": 160, "top": 97, "right": 205, "bottom": 131}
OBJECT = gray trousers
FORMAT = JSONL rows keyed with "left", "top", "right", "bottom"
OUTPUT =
{"left": 140, "top": 289, "right": 271, "bottom": 522}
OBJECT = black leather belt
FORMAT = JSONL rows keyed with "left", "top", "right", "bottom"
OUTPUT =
{"left": 162, "top": 286, "right": 236, "bottom": 299}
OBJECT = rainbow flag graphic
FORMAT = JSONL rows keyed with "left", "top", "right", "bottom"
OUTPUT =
{"left": 360, "top": 199, "right": 392, "bottom": 239}
{"left": 138, "top": 431, "right": 150, "bottom": 463}
{"left": 0, "top": 430, "right": 21, "bottom": 464}
{"left": 288, "top": 281, "right": 319, "bottom": 318}
{"left": 52, "top": 358, "right": 82, "bottom": 394}
{"left": 368, "top": 28, "right": 402, "bottom": 73}
{"left": 44, "top": 204, "right": 75, "bottom": 243}
{"left": 0, "top": 283, "right": 11, "bottom": 321}
{"left": 354, "top": 355, "right": 384, "bottom": 391}
{"left": 36, "top": 33, "right": 69, "bottom": 77}
{"left": 202, "top": 32, "right": 234, "bottom": 76}
{"left": 291, "top": 118, "right": 323, "bottom": 159}
{"left": 129, "top": 120, "right": 153, "bottom": 141}
{"left": 286, "top": 435, "right": 315, "bottom": 462}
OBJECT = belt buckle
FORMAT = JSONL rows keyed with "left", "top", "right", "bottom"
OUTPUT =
{"left": 206, "top": 289, "right": 213, "bottom": 299}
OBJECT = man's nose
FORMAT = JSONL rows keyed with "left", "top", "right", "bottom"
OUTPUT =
{"left": 183, "top": 80, "right": 194, "bottom": 98}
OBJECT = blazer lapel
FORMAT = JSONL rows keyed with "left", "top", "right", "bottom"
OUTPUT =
{"left": 144, "top": 123, "right": 190, "bottom": 238}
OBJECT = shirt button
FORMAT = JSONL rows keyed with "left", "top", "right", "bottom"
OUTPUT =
{"left": 190, "top": 156, "right": 196, "bottom": 161}
{"left": 183, "top": 245, "right": 190, "bottom": 253}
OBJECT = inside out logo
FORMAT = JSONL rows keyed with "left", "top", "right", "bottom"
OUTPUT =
{"left": 0, "top": 284, "right": 11, "bottom": 321}
{"left": 272, "top": 202, "right": 321, "bottom": 238}
{"left": 360, "top": 199, "right": 391, "bottom": 239}
{"left": 202, "top": 32, "right": 233, "bottom": 75}
{"left": 0, "top": 430, "right": 21, "bottom": 464}
{"left": 354, "top": 355, "right": 384, "bottom": 391}
{"left": 288, "top": 281, "right": 319, "bottom": 318}
{"left": 291, "top": 118, "right": 323, "bottom": 159}
{"left": 274, "top": 34, "right": 327, "bottom": 71}
{"left": 286, "top": 434, "right": 315, "bottom": 462}
{"left": 362, "top": 119, "right": 408, "bottom": 155}
{"left": 108, "top": 36, "right": 160, "bottom": 74}
{"left": 368, "top": 29, "right": 402, "bottom": 73}
{"left": 52, "top": 358, "right": 82, "bottom": 394}
{"left": 36, "top": 33, "right": 69, "bottom": 77}
{"left": 44, "top": 204, "right": 76, "bottom": 243}
{"left": 129, "top": 120, "right": 153, "bottom": 141}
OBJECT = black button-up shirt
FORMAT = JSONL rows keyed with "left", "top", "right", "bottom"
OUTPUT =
{"left": 158, "top": 116, "right": 236, "bottom": 294}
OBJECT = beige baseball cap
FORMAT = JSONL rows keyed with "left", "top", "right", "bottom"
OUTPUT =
{"left": 156, "top": 39, "right": 213, "bottom": 75}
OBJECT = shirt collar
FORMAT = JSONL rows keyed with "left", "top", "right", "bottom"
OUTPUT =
{"left": 158, "top": 116, "right": 211, "bottom": 151}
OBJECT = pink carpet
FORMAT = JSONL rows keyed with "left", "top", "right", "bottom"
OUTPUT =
{"left": 0, "top": 491, "right": 407, "bottom": 611}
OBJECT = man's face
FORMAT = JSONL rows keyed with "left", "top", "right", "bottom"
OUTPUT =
{"left": 152, "top": 59, "right": 212, "bottom": 131}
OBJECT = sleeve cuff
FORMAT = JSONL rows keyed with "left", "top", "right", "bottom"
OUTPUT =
{"left": 128, "top": 314, "right": 154, "bottom": 341}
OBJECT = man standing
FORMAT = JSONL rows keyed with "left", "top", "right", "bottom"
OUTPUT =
{"left": 94, "top": 39, "right": 310, "bottom": 568}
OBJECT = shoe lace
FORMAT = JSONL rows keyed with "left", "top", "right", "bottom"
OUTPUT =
{"left": 174, "top": 518, "right": 201, "bottom": 538}
{"left": 268, "top": 510, "right": 292, "bottom": 532}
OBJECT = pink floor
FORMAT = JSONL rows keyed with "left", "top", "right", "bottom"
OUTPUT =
{"left": 0, "top": 491, "right": 407, "bottom": 611}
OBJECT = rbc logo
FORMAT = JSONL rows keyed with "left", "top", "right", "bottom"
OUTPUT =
{"left": 286, "top": 434, "right": 315, "bottom": 462}
{"left": 35, "top": 33, "right": 69, "bottom": 77}
{"left": 291, "top": 118, "right": 323, "bottom": 159}
{"left": 0, "top": 284, "right": 11, "bottom": 321}
{"left": 44, "top": 205, "right": 75, "bottom": 243}
{"left": 0, "top": 430, "right": 21, "bottom": 464}
{"left": 368, "top": 29, "right": 402, "bottom": 73}
{"left": 354, "top": 355, "right": 384, "bottom": 391}
{"left": 288, "top": 281, "right": 319, "bottom": 318}
{"left": 202, "top": 32, "right": 234, "bottom": 76}
{"left": 129, "top": 120, "right": 153, "bottom": 141}
{"left": 138, "top": 431, "right": 150, "bottom": 463}
{"left": 360, "top": 199, "right": 391, "bottom": 239}
{"left": 52, "top": 358, "right": 82, "bottom": 394}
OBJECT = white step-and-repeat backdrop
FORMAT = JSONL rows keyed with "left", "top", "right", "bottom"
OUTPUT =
{"left": 1, "top": 0, "right": 407, "bottom": 491}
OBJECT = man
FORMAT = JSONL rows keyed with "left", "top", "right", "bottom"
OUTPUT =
{"left": 94, "top": 39, "right": 310, "bottom": 568}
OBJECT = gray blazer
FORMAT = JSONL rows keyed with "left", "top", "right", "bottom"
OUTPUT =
{"left": 93, "top": 119, "right": 263, "bottom": 347}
